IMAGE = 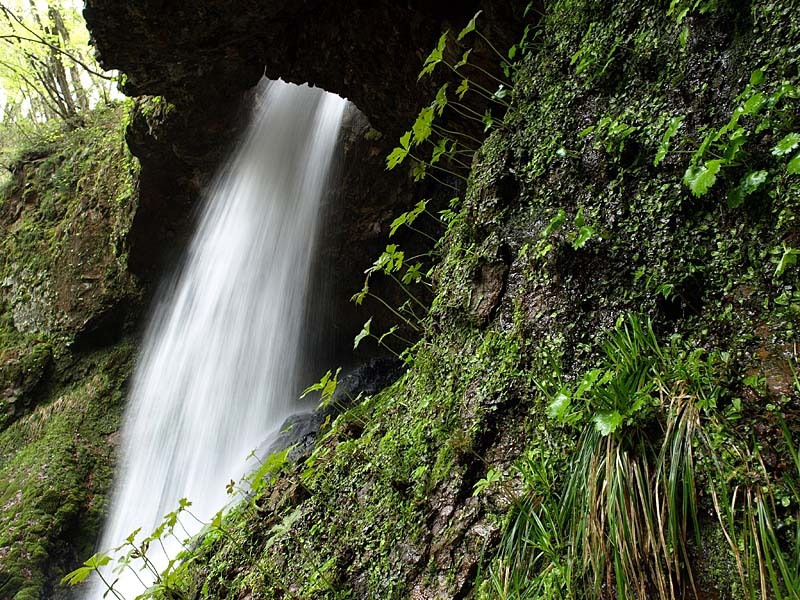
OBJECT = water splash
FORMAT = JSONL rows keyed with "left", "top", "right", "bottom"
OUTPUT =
{"left": 88, "top": 80, "right": 347, "bottom": 598}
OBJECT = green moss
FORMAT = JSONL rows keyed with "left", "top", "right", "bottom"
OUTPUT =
{"left": 0, "top": 104, "right": 142, "bottom": 598}
{"left": 0, "top": 339, "right": 134, "bottom": 599}
{"left": 0, "top": 103, "right": 140, "bottom": 349}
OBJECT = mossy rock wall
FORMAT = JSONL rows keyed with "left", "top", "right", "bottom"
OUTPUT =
{"left": 0, "top": 106, "right": 142, "bottom": 599}
{"left": 162, "top": 1, "right": 799, "bottom": 598}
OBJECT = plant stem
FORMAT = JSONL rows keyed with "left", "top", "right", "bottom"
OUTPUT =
{"left": 390, "top": 273, "right": 429, "bottom": 312}
{"left": 368, "top": 292, "right": 422, "bottom": 332}
{"left": 432, "top": 123, "right": 484, "bottom": 146}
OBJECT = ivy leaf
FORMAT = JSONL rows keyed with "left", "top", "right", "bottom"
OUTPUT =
{"left": 418, "top": 31, "right": 448, "bottom": 80}
{"left": 493, "top": 85, "right": 509, "bottom": 100}
{"left": 386, "top": 147, "right": 408, "bottom": 170}
{"left": 457, "top": 11, "right": 481, "bottom": 41}
{"left": 788, "top": 152, "right": 800, "bottom": 174}
{"left": 351, "top": 283, "right": 369, "bottom": 305}
{"left": 728, "top": 169, "right": 768, "bottom": 208}
{"left": 593, "top": 410, "right": 624, "bottom": 436}
{"left": 408, "top": 200, "right": 426, "bottom": 224}
{"left": 573, "top": 206, "right": 585, "bottom": 228}
{"left": 353, "top": 318, "right": 372, "bottom": 349}
{"left": 61, "top": 565, "right": 94, "bottom": 586}
{"left": 378, "top": 326, "right": 398, "bottom": 346}
{"left": 399, "top": 130, "right": 412, "bottom": 150}
{"left": 750, "top": 69, "right": 765, "bottom": 86}
{"left": 402, "top": 262, "right": 424, "bottom": 285}
{"left": 684, "top": 159, "right": 722, "bottom": 197}
{"left": 654, "top": 115, "right": 685, "bottom": 166}
{"left": 508, "top": 44, "right": 518, "bottom": 60}
{"left": 772, "top": 132, "right": 800, "bottom": 156}
{"left": 722, "top": 130, "right": 747, "bottom": 162}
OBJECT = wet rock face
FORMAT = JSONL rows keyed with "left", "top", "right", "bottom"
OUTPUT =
{"left": 83, "top": 0, "right": 475, "bottom": 136}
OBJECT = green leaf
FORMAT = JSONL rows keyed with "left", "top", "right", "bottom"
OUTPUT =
{"left": 493, "top": 85, "right": 509, "bottom": 100}
{"left": 654, "top": 115, "right": 684, "bottom": 166}
{"left": 456, "top": 79, "right": 470, "bottom": 100}
{"left": 722, "top": 131, "right": 747, "bottom": 162}
{"left": 433, "top": 84, "right": 448, "bottom": 116}
{"left": 386, "top": 131, "right": 412, "bottom": 170}
{"left": 750, "top": 69, "right": 765, "bottom": 86}
{"left": 402, "top": 262, "right": 424, "bottom": 285}
{"left": 572, "top": 226, "right": 595, "bottom": 249}
{"left": 543, "top": 209, "right": 566, "bottom": 237}
{"left": 727, "top": 169, "right": 768, "bottom": 208}
{"left": 399, "top": 130, "right": 412, "bottom": 150}
{"left": 61, "top": 553, "right": 112, "bottom": 586}
{"left": 301, "top": 369, "right": 340, "bottom": 406}
{"left": 408, "top": 200, "right": 426, "bottom": 224}
{"left": 354, "top": 318, "right": 372, "bottom": 349}
{"left": 386, "top": 147, "right": 407, "bottom": 170}
{"left": 418, "top": 31, "right": 448, "bottom": 80}
{"left": 775, "top": 246, "right": 800, "bottom": 278}
{"left": 547, "top": 392, "right": 572, "bottom": 422}
{"left": 389, "top": 213, "right": 408, "bottom": 237}
{"left": 378, "top": 326, "right": 398, "bottom": 345}
{"left": 454, "top": 49, "right": 472, "bottom": 70}
{"left": 61, "top": 565, "right": 94, "bottom": 586}
{"left": 772, "top": 132, "right": 800, "bottom": 156}
{"left": 573, "top": 206, "right": 585, "bottom": 228}
{"left": 412, "top": 106, "right": 435, "bottom": 146}
{"left": 412, "top": 161, "right": 427, "bottom": 182}
{"left": 351, "top": 283, "right": 369, "bottom": 305}
{"left": 508, "top": 44, "right": 518, "bottom": 60}
{"left": 482, "top": 109, "right": 494, "bottom": 132}
{"left": 742, "top": 91, "right": 765, "bottom": 116}
{"left": 457, "top": 11, "right": 481, "bottom": 41}
{"left": 593, "top": 410, "right": 624, "bottom": 436}
{"left": 431, "top": 137, "right": 449, "bottom": 165}
{"left": 684, "top": 159, "right": 722, "bottom": 197}
{"left": 788, "top": 152, "right": 800, "bottom": 174}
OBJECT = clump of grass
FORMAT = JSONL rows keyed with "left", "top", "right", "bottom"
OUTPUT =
{"left": 482, "top": 315, "right": 800, "bottom": 600}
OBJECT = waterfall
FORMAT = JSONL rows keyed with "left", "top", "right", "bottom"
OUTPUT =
{"left": 88, "top": 80, "right": 348, "bottom": 599}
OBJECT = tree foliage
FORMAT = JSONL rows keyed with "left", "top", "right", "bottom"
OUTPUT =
{"left": 0, "top": 0, "right": 117, "bottom": 170}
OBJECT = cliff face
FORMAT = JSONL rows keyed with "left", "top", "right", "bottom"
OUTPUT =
{"left": 0, "top": 107, "right": 140, "bottom": 599}
{"left": 85, "top": 0, "right": 795, "bottom": 598}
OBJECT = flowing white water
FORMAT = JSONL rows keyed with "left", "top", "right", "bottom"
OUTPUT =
{"left": 88, "top": 80, "right": 347, "bottom": 599}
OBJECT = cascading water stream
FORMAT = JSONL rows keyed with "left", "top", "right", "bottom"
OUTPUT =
{"left": 88, "top": 80, "right": 347, "bottom": 599}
